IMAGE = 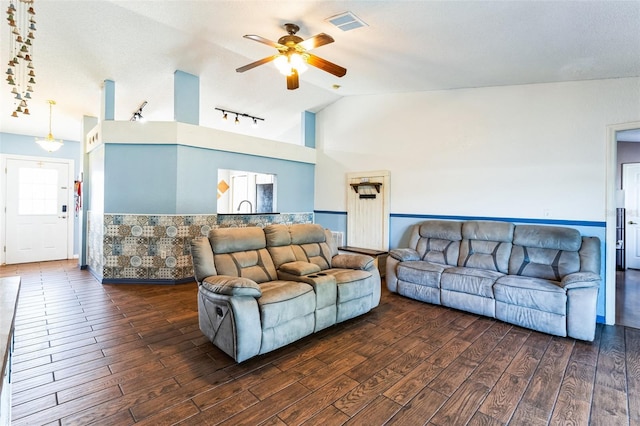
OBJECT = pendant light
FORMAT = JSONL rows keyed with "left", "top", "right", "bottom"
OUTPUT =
{"left": 35, "top": 100, "right": 63, "bottom": 152}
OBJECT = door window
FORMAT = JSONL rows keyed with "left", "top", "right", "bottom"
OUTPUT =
{"left": 18, "top": 167, "right": 58, "bottom": 215}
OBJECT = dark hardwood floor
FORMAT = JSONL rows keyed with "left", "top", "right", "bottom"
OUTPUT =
{"left": 616, "top": 269, "right": 640, "bottom": 330}
{"left": 2, "top": 260, "right": 639, "bottom": 425}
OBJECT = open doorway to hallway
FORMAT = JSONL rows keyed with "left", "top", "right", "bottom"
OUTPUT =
{"left": 615, "top": 128, "right": 640, "bottom": 329}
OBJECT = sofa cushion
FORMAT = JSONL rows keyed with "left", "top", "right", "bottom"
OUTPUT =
{"left": 265, "top": 224, "right": 334, "bottom": 270}
{"left": 509, "top": 246, "right": 580, "bottom": 281}
{"left": 202, "top": 276, "right": 261, "bottom": 297}
{"left": 279, "top": 261, "right": 321, "bottom": 276}
{"left": 441, "top": 267, "right": 503, "bottom": 298}
{"left": 298, "top": 242, "right": 333, "bottom": 270}
{"left": 264, "top": 224, "right": 292, "bottom": 246}
{"left": 290, "top": 223, "right": 327, "bottom": 244}
{"left": 513, "top": 225, "right": 581, "bottom": 251}
{"left": 397, "top": 261, "right": 450, "bottom": 288}
{"left": 494, "top": 275, "right": 566, "bottom": 315}
{"left": 210, "top": 227, "right": 265, "bottom": 253}
{"left": 258, "top": 281, "right": 316, "bottom": 329}
{"left": 413, "top": 221, "right": 462, "bottom": 266}
{"left": 509, "top": 225, "right": 582, "bottom": 280}
{"left": 213, "top": 248, "right": 278, "bottom": 284}
{"left": 322, "top": 268, "right": 374, "bottom": 303}
{"left": 459, "top": 221, "right": 514, "bottom": 273}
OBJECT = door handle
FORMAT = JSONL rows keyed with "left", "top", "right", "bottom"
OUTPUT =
{"left": 629, "top": 221, "right": 637, "bottom": 225}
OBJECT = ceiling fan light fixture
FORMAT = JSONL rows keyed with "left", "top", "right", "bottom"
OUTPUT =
{"left": 290, "top": 53, "right": 308, "bottom": 73}
{"left": 274, "top": 53, "right": 308, "bottom": 76}
{"left": 274, "top": 55, "right": 291, "bottom": 75}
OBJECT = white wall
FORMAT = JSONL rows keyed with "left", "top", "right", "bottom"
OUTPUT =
{"left": 315, "top": 78, "right": 640, "bottom": 221}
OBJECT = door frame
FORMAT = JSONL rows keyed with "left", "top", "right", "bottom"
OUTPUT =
{"left": 606, "top": 121, "right": 640, "bottom": 325}
{"left": 0, "top": 154, "right": 75, "bottom": 265}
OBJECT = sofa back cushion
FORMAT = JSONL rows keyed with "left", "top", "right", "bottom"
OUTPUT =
{"left": 209, "top": 227, "right": 277, "bottom": 283}
{"left": 509, "top": 225, "right": 581, "bottom": 281}
{"left": 265, "top": 224, "right": 334, "bottom": 270}
{"left": 408, "top": 220, "right": 462, "bottom": 266}
{"left": 459, "top": 221, "right": 514, "bottom": 273}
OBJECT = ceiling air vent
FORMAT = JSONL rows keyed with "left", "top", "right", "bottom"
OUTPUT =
{"left": 326, "top": 12, "right": 367, "bottom": 32}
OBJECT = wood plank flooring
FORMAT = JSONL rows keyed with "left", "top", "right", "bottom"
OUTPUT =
{"left": 2, "top": 259, "right": 639, "bottom": 425}
{"left": 616, "top": 269, "right": 640, "bottom": 329}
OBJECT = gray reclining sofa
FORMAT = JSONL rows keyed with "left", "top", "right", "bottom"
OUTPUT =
{"left": 191, "top": 223, "right": 381, "bottom": 362}
{"left": 386, "top": 220, "right": 601, "bottom": 341}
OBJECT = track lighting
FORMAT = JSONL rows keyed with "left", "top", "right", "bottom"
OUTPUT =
{"left": 215, "top": 107, "right": 264, "bottom": 127}
{"left": 130, "top": 101, "right": 147, "bottom": 122}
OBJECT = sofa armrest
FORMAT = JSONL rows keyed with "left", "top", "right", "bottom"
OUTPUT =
{"left": 331, "top": 253, "right": 374, "bottom": 270}
{"left": 279, "top": 261, "right": 322, "bottom": 276}
{"left": 201, "top": 275, "right": 262, "bottom": 298}
{"left": 560, "top": 272, "right": 601, "bottom": 290}
{"left": 191, "top": 236, "right": 217, "bottom": 283}
{"left": 389, "top": 248, "right": 420, "bottom": 262}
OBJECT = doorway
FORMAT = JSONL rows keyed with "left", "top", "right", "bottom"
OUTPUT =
{"left": 611, "top": 126, "right": 640, "bottom": 328}
{"left": 1, "top": 155, "right": 74, "bottom": 264}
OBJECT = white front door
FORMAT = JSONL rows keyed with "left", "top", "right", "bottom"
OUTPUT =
{"left": 623, "top": 163, "right": 640, "bottom": 269}
{"left": 5, "top": 158, "right": 70, "bottom": 264}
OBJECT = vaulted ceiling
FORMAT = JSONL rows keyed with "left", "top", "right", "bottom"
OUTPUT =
{"left": 2, "top": 1, "right": 639, "bottom": 144}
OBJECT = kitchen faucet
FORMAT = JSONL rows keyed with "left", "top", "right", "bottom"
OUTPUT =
{"left": 237, "top": 200, "right": 253, "bottom": 213}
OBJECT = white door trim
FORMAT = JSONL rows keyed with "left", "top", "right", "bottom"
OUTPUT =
{"left": 1, "top": 154, "right": 75, "bottom": 265}
{"left": 606, "top": 121, "right": 640, "bottom": 325}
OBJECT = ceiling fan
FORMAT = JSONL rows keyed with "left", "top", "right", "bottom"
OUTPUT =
{"left": 236, "top": 23, "right": 347, "bottom": 90}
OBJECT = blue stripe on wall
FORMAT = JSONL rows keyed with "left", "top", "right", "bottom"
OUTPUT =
{"left": 315, "top": 210, "right": 606, "bottom": 229}
{"left": 390, "top": 213, "right": 605, "bottom": 228}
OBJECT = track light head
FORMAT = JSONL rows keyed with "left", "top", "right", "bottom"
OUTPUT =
{"left": 130, "top": 101, "right": 147, "bottom": 122}
{"left": 215, "top": 107, "right": 264, "bottom": 127}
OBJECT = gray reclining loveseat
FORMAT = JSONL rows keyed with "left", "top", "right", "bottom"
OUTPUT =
{"left": 190, "top": 223, "right": 380, "bottom": 362}
{"left": 386, "top": 220, "right": 601, "bottom": 341}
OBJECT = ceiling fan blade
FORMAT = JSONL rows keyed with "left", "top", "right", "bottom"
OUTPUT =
{"left": 236, "top": 55, "right": 280, "bottom": 73}
{"left": 297, "top": 33, "right": 334, "bottom": 51}
{"left": 287, "top": 69, "right": 299, "bottom": 90}
{"left": 306, "top": 53, "right": 347, "bottom": 77}
{"left": 243, "top": 34, "right": 285, "bottom": 49}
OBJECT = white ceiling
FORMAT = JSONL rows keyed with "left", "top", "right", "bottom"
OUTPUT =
{"left": 1, "top": 0, "right": 639, "bottom": 144}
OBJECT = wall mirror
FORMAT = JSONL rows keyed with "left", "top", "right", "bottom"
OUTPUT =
{"left": 217, "top": 169, "right": 277, "bottom": 214}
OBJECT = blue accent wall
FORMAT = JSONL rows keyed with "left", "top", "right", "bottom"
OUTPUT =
{"left": 103, "top": 80, "right": 115, "bottom": 120}
{"left": 1, "top": 132, "right": 80, "bottom": 160}
{"left": 174, "top": 70, "right": 200, "bottom": 125}
{"left": 314, "top": 210, "right": 347, "bottom": 234}
{"left": 104, "top": 143, "right": 314, "bottom": 214}
{"left": 302, "top": 111, "right": 316, "bottom": 148}
{"left": 104, "top": 144, "right": 178, "bottom": 213}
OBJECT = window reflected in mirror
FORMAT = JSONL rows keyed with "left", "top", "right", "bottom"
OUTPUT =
{"left": 217, "top": 169, "right": 277, "bottom": 214}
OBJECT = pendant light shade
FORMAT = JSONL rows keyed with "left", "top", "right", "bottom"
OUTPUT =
{"left": 35, "top": 100, "right": 64, "bottom": 152}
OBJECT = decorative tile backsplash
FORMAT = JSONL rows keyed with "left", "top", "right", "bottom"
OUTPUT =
{"left": 87, "top": 212, "right": 313, "bottom": 284}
